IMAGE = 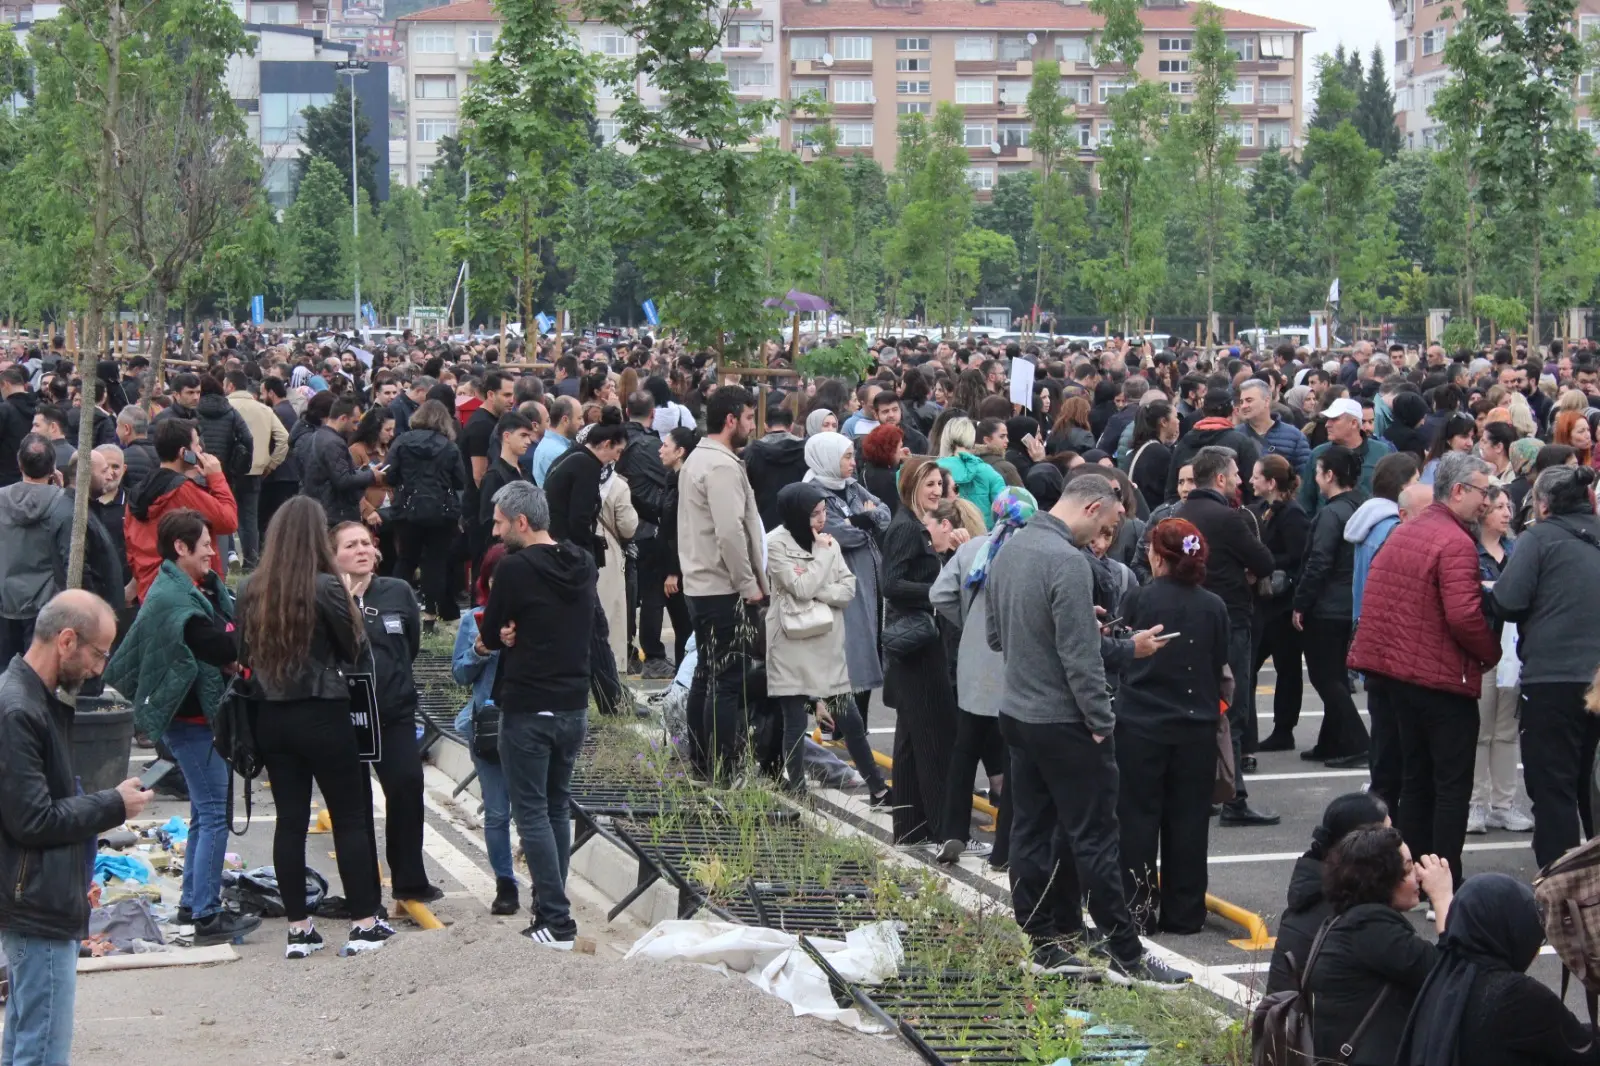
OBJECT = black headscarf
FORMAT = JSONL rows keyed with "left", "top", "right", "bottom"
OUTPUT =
{"left": 1306, "top": 792, "right": 1389, "bottom": 861}
{"left": 1395, "top": 873, "right": 1546, "bottom": 1066}
{"left": 1024, "top": 463, "right": 1064, "bottom": 510}
{"left": 1005, "top": 416, "right": 1040, "bottom": 475}
{"left": 777, "top": 481, "right": 826, "bottom": 552}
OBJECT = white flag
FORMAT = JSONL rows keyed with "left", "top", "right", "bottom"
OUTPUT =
{"left": 1328, "top": 278, "right": 1341, "bottom": 305}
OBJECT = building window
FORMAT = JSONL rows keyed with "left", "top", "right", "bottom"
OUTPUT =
{"left": 897, "top": 101, "right": 931, "bottom": 115}
{"left": 792, "top": 121, "right": 819, "bottom": 148}
{"left": 595, "top": 29, "right": 635, "bottom": 56}
{"left": 1260, "top": 120, "right": 1290, "bottom": 147}
{"left": 414, "top": 75, "right": 455, "bottom": 100}
{"left": 1420, "top": 28, "right": 1446, "bottom": 55}
{"left": 597, "top": 118, "right": 622, "bottom": 144}
{"left": 416, "top": 118, "right": 457, "bottom": 142}
{"left": 955, "top": 36, "right": 995, "bottom": 61}
{"left": 1098, "top": 80, "right": 1129, "bottom": 103}
{"left": 1582, "top": 70, "right": 1597, "bottom": 95}
{"left": 727, "top": 61, "right": 773, "bottom": 90}
{"left": 1395, "top": 37, "right": 1409, "bottom": 63}
{"left": 955, "top": 79, "right": 994, "bottom": 104}
{"left": 834, "top": 78, "right": 873, "bottom": 104}
{"left": 999, "top": 79, "right": 1030, "bottom": 104}
{"left": 264, "top": 158, "right": 294, "bottom": 207}
{"left": 964, "top": 166, "right": 994, "bottom": 190}
{"left": 1158, "top": 58, "right": 1189, "bottom": 74}
{"left": 1259, "top": 34, "right": 1293, "bottom": 59}
{"left": 999, "top": 36, "right": 1030, "bottom": 61}
{"left": 468, "top": 29, "right": 495, "bottom": 53}
{"left": 1226, "top": 121, "right": 1255, "bottom": 146}
{"left": 724, "top": 21, "right": 771, "bottom": 48}
{"left": 1421, "top": 78, "right": 1443, "bottom": 107}
{"left": 896, "top": 80, "right": 931, "bottom": 95}
{"left": 1421, "top": 126, "right": 1438, "bottom": 149}
{"left": 1075, "top": 121, "right": 1093, "bottom": 147}
{"left": 896, "top": 37, "right": 929, "bottom": 51}
{"left": 1583, "top": 14, "right": 1600, "bottom": 41}
{"left": 1580, "top": 118, "right": 1598, "bottom": 142}
{"left": 999, "top": 122, "right": 1030, "bottom": 146}
{"left": 1056, "top": 36, "right": 1090, "bottom": 64}
{"left": 252, "top": 2, "right": 296, "bottom": 23}
{"left": 1097, "top": 119, "right": 1115, "bottom": 142}
{"left": 1158, "top": 36, "right": 1192, "bottom": 52}
{"left": 1227, "top": 80, "right": 1254, "bottom": 105}
{"left": 412, "top": 29, "right": 452, "bottom": 53}
{"left": 791, "top": 36, "right": 826, "bottom": 60}
{"left": 1061, "top": 78, "right": 1091, "bottom": 105}
{"left": 1228, "top": 35, "right": 1255, "bottom": 61}
{"left": 834, "top": 35, "right": 871, "bottom": 61}
{"left": 1396, "top": 86, "right": 1412, "bottom": 112}
{"left": 895, "top": 57, "right": 930, "bottom": 72}
{"left": 1261, "top": 79, "right": 1292, "bottom": 105}
{"left": 962, "top": 123, "right": 994, "bottom": 147}
{"left": 837, "top": 121, "right": 873, "bottom": 147}
{"left": 261, "top": 90, "right": 331, "bottom": 142}
{"left": 1166, "top": 80, "right": 1194, "bottom": 95}
{"left": 791, "top": 77, "right": 827, "bottom": 99}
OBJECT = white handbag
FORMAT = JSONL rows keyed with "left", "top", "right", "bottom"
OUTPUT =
{"left": 779, "top": 600, "right": 834, "bottom": 640}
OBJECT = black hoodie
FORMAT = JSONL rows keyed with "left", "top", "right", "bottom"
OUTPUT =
{"left": 1265, "top": 854, "right": 1329, "bottom": 995}
{"left": 351, "top": 576, "right": 421, "bottom": 724}
{"left": 0, "top": 391, "right": 39, "bottom": 488}
{"left": 480, "top": 540, "right": 597, "bottom": 712}
{"left": 745, "top": 431, "right": 808, "bottom": 531}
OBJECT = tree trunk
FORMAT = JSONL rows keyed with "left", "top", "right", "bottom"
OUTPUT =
{"left": 68, "top": 0, "right": 122, "bottom": 590}
{"left": 1531, "top": 224, "right": 1542, "bottom": 351}
{"left": 146, "top": 285, "right": 170, "bottom": 409}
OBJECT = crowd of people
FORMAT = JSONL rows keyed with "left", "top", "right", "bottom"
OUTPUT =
{"left": 3, "top": 324, "right": 1600, "bottom": 1061}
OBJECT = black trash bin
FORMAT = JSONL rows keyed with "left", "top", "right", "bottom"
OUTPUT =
{"left": 72, "top": 696, "right": 135, "bottom": 797}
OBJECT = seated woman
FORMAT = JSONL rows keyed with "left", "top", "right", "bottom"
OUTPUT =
{"left": 1397, "top": 872, "right": 1600, "bottom": 1066}
{"left": 1265, "top": 792, "right": 1390, "bottom": 994}
{"left": 1305, "top": 826, "right": 1454, "bottom": 1066}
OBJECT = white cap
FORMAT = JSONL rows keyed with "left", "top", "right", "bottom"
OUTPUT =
{"left": 1325, "top": 397, "right": 1363, "bottom": 421}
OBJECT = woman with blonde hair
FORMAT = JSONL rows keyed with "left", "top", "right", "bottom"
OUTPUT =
{"left": 936, "top": 417, "right": 1006, "bottom": 529}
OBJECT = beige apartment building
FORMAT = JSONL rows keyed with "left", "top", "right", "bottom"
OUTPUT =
{"left": 780, "top": 0, "right": 1311, "bottom": 193}
{"left": 1392, "top": 0, "right": 1600, "bottom": 149}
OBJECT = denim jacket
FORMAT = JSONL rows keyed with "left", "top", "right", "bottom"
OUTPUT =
{"left": 451, "top": 610, "right": 499, "bottom": 738}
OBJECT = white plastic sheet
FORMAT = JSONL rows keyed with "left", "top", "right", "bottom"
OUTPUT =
{"left": 624, "top": 919, "right": 904, "bottom": 1033}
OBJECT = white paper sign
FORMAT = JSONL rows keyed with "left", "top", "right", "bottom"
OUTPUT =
{"left": 1008, "top": 357, "right": 1035, "bottom": 410}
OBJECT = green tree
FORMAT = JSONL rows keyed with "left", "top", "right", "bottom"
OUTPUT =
{"left": 1432, "top": 0, "right": 1495, "bottom": 316}
{"left": 975, "top": 170, "right": 1037, "bottom": 272}
{"left": 1294, "top": 119, "right": 1384, "bottom": 315}
{"left": 1023, "top": 58, "right": 1088, "bottom": 333}
{"left": 1381, "top": 151, "right": 1434, "bottom": 269}
{"left": 556, "top": 148, "right": 631, "bottom": 330}
{"left": 1307, "top": 46, "right": 1362, "bottom": 134}
{"left": 296, "top": 83, "right": 379, "bottom": 207}
{"left": 1355, "top": 46, "right": 1402, "bottom": 157}
{"left": 887, "top": 102, "right": 976, "bottom": 329}
{"left": 1243, "top": 148, "right": 1300, "bottom": 325}
{"left": 280, "top": 156, "right": 351, "bottom": 302}
{"left": 788, "top": 116, "right": 855, "bottom": 313}
{"left": 840, "top": 154, "right": 889, "bottom": 330}
{"left": 959, "top": 228, "right": 1020, "bottom": 308}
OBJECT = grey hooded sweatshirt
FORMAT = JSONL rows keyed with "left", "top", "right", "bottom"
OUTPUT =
{"left": 0, "top": 482, "right": 73, "bottom": 619}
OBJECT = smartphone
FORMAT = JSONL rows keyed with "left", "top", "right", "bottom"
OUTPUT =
{"left": 1102, "top": 616, "right": 1123, "bottom": 630}
{"left": 180, "top": 448, "right": 199, "bottom": 467}
{"left": 138, "top": 759, "right": 176, "bottom": 789}
{"left": 1153, "top": 631, "right": 1182, "bottom": 642}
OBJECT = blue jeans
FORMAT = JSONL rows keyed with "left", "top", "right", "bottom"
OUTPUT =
{"left": 455, "top": 708, "right": 515, "bottom": 881}
{"left": 499, "top": 709, "right": 587, "bottom": 934}
{"left": 164, "top": 719, "right": 229, "bottom": 918}
{"left": 1, "top": 931, "right": 77, "bottom": 1066}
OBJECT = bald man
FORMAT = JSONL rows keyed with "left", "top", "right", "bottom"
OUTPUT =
{"left": 0, "top": 590, "right": 148, "bottom": 1066}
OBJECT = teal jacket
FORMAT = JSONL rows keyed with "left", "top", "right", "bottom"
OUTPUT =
{"left": 105, "top": 560, "right": 234, "bottom": 739}
{"left": 938, "top": 451, "right": 1007, "bottom": 529}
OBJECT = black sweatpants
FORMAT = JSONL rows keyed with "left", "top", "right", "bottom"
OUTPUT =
{"left": 1001, "top": 714, "right": 1142, "bottom": 963}
{"left": 638, "top": 538, "right": 691, "bottom": 663}
{"left": 363, "top": 715, "right": 431, "bottom": 900}
{"left": 1114, "top": 721, "right": 1213, "bottom": 935}
{"left": 1253, "top": 611, "right": 1304, "bottom": 735}
{"left": 398, "top": 521, "right": 460, "bottom": 621}
{"left": 890, "top": 680, "right": 959, "bottom": 845}
{"left": 256, "top": 700, "right": 380, "bottom": 923}
{"left": 1520, "top": 682, "right": 1600, "bottom": 869}
{"left": 1387, "top": 675, "right": 1477, "bottom": 888}
{"left": 1305, "top": 617, "right": 1368, "bottom": 757}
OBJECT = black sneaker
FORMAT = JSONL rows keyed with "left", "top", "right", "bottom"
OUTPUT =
{"left": 522, "top": 922, "right": 576, "bottom": 951}
{"left": 1027, "top": 942, "right": 1095, "bottom": 976}
{"left": 640, "top": 658, "right": 675, "bottom": 680}
{"left": 868, "top": 789, "right": 893, "bottom": 810}
{"left": 393, "top": 884, "right": 445, "bottom": 904}
{"left": 191, "top": 910, "right": 262, "bottom": 947}
{"left": 1257, "top": 731, "right": 1296, "bottom": 752}
{"left": 1219, "top": 799, "right": 1281, "bottom": 827}
{"left": 1107, "top": 952, "right": 1192, "bottom": 989}
{"left": 491, "top": 877, "right": 520, "bottom": 916}
{"left": 340, "top": 917, "right": 396, "bottom": 956}
{"left": 174, "top": 906, "right": 194, "bottom": 926}
{"left": 286, "top": 925, "right": 326, "bottom": 960}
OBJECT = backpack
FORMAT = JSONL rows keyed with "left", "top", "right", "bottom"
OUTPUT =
{"left": 1533, "top": 833, "right": 1600, "bottom": 1024}
{"left": 1249, "top": 915, "right": 1390, "bottom": 1066}
{"left": 212, "top": 670, "right": 265, "bottom": 834}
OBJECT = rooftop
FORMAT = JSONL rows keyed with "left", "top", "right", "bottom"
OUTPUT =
{"left": 780, "top": 0, "right": 1312, "bottom": 33}
{"left": 396, "top": 0, "right": 497, "bottom": 22}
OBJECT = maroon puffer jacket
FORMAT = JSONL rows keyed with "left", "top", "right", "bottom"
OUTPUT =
{"left": 1347, "top": 503, "right": 1499, "bottom": 697}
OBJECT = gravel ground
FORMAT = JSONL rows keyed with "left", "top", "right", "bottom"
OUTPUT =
{"left": 69, "top": 902, "right": 919, "bottom": 1066}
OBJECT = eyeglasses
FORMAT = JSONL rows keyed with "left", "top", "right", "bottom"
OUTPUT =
{"left": 1459, "top": 482, "right": 1492, "bottom": 499}
{"left": 78, "top": 640, "right": 112, "bottom": 666}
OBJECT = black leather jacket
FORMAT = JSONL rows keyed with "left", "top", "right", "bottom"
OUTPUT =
{"left": 0, "top": 656, "right": 127, "bottom": 941}
{"left": 240, "top": 573, "right": 364, "bottom": 702}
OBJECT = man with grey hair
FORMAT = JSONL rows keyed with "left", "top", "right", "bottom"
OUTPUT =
{"left": 0, "top": 589, "right": 150, "bottom": 1065}
{"left": 1237, "top": 379, "right": 1310, "bottom": 473}
{"left": 1350, "top": 451, "right": 1499, "bottom": 888}
{"left": 478, "top": 479, "right": 596, "bottom": 950}
{"left": 986, "top": 472, "right": 1190, "bottom": 987}
{"left": 389, "top": 374, "right": 434, "bottom": 436}
{"left": 115, "top": 404, "right": 158, "bottom": 498}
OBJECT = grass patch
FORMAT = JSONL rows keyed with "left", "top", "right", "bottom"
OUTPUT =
{"left": 1081, "top": 983, "right": 1250, "bottom": 1066}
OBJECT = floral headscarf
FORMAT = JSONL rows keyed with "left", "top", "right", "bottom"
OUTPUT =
{"left": 964, "top": 487, "right": 1039, "bottom": 591}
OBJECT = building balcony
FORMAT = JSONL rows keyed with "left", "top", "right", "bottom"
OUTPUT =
{"left": 720, "top": 44, "right": 765, "bottom": 58}
{"left": 1235, "top": 60, "right": 1286, "bottom": 74}
{"left": 955, "top": 58, "right": 998, "bottom": 74}
{"left": 831, "top": 101, "right": 876, "bottom": 117}
{"left": 829, "top": 58, "right": 872, "bottom": 73}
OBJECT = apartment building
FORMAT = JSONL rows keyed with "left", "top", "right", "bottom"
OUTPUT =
{"left": 780, "top": 0, "right": 1310, "bottom": 192}
{"left": 1392, "top": 0, "right": 1600, "bottom": 149}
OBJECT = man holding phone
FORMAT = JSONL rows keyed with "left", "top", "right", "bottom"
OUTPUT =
{"left": 0, "top": 590, "right": 150, "bottom": 1066}
{"left": 123, "top": 418, "right": 238, "bottom": 602}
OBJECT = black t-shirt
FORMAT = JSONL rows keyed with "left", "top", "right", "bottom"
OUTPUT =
{"left": 461, "top": 407, "right": 497, "bottom": 530}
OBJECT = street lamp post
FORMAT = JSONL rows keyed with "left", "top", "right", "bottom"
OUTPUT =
{"left": 335, "top": 58, "right": 370, "bottom": 339}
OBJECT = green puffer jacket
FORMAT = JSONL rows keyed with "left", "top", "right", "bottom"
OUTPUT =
{"left": 105, "top": 560, "right": 234, "bottom": 739}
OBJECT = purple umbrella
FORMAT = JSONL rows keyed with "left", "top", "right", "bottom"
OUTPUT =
{"left": 763, "top": 289, "right": 831, "bottom": 314}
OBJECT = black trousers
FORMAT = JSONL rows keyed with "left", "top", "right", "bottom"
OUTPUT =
{"left": 1254, "top": 610, "right": 1304, "bottom": 734}
{"left": 397, "top": 521, "right": 460, "bottom": 621}
{"left": 637, "top": 539, "right": 689, "bottom": 662}
{"left": 363, "top": 716, "right": 431, "bottom": 900}
{"left": 940, "top": 710, "right": 1010, "bottom": 850}
{"left": 685, "top": 593, "right": 753, "bottom": 780}
{"left": 255, "top": 700, "right": 380, "bottom": 922}
{"left": 1386, "top": 675, "right": 1477, "bottom": 888}
{"left": 1001, "top": 714, "right": 1142, "bottom": 963}
{"left": 1114, "top": 721, "right": 1213, "bottom": 935}
{"left": 1227, "top": 621, "right": 1256, "bottom": 788}
{"left": 890, "top": 667, "right": 960, "bottom": 845}
{"left": 590, "top": 600, "right": 623, "bottom": 716}
{"left": 1365, "top": 674, "right": 1404, "bottom": 821}
{"left": 258, "top": 480, "right": 299, "bottom": 545}
{"left": 1305, "top": 617, "right": 1368, "bottom": 757}
{"left": 1520, "top": 682, "right": 1600, "bottom": 869}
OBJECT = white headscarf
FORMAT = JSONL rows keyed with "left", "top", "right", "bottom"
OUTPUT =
{"left": 802, "top": 431, "right": 854, "bottom": 491}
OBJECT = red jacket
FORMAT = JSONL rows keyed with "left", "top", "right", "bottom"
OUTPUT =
{"left": 1347, "top": 502, "right": 1499, "bottom": 697}
{"left": 124, "top": 467, "right": 238, "bottom": 601}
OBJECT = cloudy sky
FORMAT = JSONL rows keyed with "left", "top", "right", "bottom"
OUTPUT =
{"left": 1225, "top": 0, "right": 1397, "bottom": 93}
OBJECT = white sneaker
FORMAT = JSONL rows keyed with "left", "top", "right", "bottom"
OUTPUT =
{"left": 1466, "top": 805, "right": 1488, "bottom": 835}
{"left": 1489, "top": 806, "right": 1535, "bottom": 832}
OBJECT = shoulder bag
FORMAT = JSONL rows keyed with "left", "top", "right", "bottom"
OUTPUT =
{"left": 881, "top": 607, "right": 937, "bottom": 658}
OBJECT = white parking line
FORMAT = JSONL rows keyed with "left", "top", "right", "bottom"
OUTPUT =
{"left": 375, "top": 774, "right": 499, "bottom": 909}
{"left": 1209, "top": 840, "right": 1531, "bottom": 865}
